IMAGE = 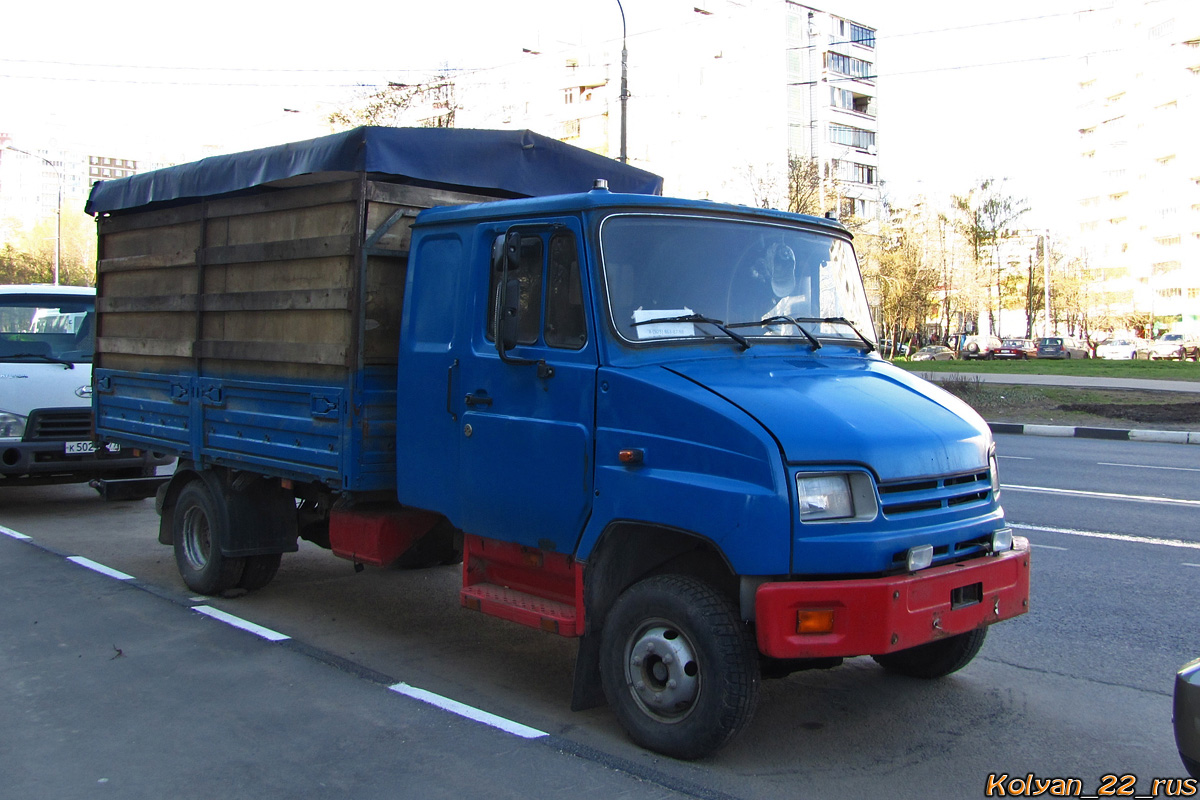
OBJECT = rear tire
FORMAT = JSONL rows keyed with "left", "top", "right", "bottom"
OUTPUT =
{"left": 600, "top": 574, "right": 760, "bottom": 760}
{"left": 172, "top": 480, "right": 245, "bottom": 595}
{"left": 238, "top": 553, "right": 282, "bottom": 591}
{"left": 872, "top": 628, "right": 987, "bottom": 679}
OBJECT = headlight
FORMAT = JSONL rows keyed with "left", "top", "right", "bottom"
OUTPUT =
{"left": 0, "top": 411, "right": 27, "bottom": 441}
{"left": 989, "top": 453, "right": 1001, "bottom": 499}
{"left": 798, "top": 474, "right": 853, "bottom": 520}
{"left": 797, "top": 472, "right": 878, "bottom": 522}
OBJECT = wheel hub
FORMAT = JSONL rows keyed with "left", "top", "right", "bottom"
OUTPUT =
{"left": 626, "top": 624, "right": 699, "bottom": 720}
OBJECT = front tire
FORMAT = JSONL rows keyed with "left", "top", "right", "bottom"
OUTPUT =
{"left": 872, "top": 628, "right": 987, "bottom": 679}
{"left": 172, "top": 480, "right": 245, "bottom": 595}
{"left": 600, "top": 574, "right": 760, "bottom": 760}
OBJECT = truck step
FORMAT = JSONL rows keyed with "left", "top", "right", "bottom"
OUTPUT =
{"left": 460, "top": 583, "right": 580, "bottom": 636}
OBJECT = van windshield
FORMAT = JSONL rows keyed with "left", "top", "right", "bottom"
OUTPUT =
{"left": 0, "top": 294, "right": 95, "bottom": 364}
{"left": 599, "top": 214, "right": 875, "bottom": 347}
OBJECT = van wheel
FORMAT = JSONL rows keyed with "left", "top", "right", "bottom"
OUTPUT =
{"left": 600, "top": 574, "right": 760, "bottom": 760}
{"left": 173, "top": 480, "right": 245, "bottom": 595}
{"left": 872, "top": 628, "right": 987, "bottom": 678}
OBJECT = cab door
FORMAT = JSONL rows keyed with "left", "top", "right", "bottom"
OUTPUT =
{"left": 454, "top": 221, "right": 596, "bottom": 554}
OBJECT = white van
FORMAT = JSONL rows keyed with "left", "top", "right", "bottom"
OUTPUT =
{"left": 0, "top": 284, "right": 171, "bottom": 487}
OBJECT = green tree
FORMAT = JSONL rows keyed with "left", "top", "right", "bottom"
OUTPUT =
{"left": 0, "top": 200, "right": 96, "bottom": 286}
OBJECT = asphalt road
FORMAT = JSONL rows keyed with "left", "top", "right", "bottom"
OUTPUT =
{"left": 2, "top": 433, "right": 1197, "bottom": 799}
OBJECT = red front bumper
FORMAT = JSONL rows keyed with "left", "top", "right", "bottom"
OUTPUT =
{"left": 755, "top": 538, "right": 1030, "bottom": 659}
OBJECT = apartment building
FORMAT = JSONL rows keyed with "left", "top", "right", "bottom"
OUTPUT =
{"left": 1076, "top": 0, "right": 1200, "bottom": 334}
{"left": 785, "top": 2, "right": 881, "bottom": 220}
{"left": 87, "top": 154, "right": 139, "bottom": 186}
{"left": 391, "top": 1, "right": 879, "bottom": 217}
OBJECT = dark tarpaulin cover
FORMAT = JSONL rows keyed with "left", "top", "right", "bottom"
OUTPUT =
{"left": 86, "top": 126, "right": 664, "bottom": 215}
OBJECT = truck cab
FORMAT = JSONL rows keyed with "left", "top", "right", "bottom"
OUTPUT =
{"left": 0, "top": 284, "right": 170, "bottom": 487}
{"left": 396, "top": 187, "right": 1028, "bottom": 758}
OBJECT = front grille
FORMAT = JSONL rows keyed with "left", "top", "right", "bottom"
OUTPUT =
{"left": 877, "top": 469, "right": 991, "bottom": 518}
{"left": 26, "top": 408, "right": 93, "bottom": 441}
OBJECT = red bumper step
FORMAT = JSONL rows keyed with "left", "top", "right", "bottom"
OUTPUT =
{"left": 460, "top": 534, "right": 584, "bottom": 637}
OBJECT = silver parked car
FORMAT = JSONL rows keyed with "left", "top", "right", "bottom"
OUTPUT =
{"left": 909, "top": 345, "right": 956, "bottom": 362}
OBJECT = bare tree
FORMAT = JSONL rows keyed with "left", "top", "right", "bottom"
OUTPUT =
{"left": 952, "top": 180, "right": 1028, "bottom": 335}
{"left": 328, "top": 78, "right": 458, "bottom": 130}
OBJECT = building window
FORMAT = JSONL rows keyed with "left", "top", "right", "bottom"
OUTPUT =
{"left": 829, "top": 124, "right": 875, "bottom": 149}
{"left": 833, "top": 159, "right": 876, "bottom": 185}
{"left": 849, "top": 23, "right": 875, "bottom": 48}
{"left": 826, "top": 52, "right": 872, "bottom": 80}
{"left": 563, "top": 119, "right": 580, "bottom": 139}
{"left": 831, "top": 87, "right": 874, "bottom": 116}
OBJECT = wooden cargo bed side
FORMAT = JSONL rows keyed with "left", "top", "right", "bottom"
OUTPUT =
{"left": 94, "top": 175, "right": 497, "bottom": 491}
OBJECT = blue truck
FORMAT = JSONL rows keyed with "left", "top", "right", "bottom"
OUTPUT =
{"left": 87, "top": 126, "right": 1030, "bottom": 759}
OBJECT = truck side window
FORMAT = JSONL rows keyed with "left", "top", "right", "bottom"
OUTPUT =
{"left": 488, "top": 235, "right": 544, "bottom": 346}
{"left": 544, "top": 232, "right": 586, "bottom": 350}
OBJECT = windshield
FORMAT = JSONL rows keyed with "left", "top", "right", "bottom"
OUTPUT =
{"left": 599, "top": 214, "right": 875, "bottom": 347}
{"left": 0, "top": 293, "right": 95, "bottom": 363}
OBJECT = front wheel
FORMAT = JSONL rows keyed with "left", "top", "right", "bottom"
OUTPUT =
{"left": 172, "top": 480, "right": 245, "bottom": 595}
{"left": 872, "top": 628, "right": 987, "bottom": 679}
{"left": 600, "top": 574, "right": 760, "bottom": 760}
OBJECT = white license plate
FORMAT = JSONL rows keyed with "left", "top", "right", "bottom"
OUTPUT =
{"left": 65, "top": 441, "right": 120, "bottom": 455}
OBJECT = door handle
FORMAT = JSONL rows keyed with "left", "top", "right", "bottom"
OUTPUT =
{"left": 464, "top": 391, "right": 493, "bottom": 408}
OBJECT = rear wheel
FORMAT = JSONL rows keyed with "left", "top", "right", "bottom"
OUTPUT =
{"left": 172, "top": 480, "right": 245, "bottom": 595}
{"left": 872, "top": 628, "right": 987, "bottom": 679}
{"left": 600, "top": 574, "right": 760, "bottom": 760}
{"left": 238, "top": 553, "right": 282, "bottom": 591}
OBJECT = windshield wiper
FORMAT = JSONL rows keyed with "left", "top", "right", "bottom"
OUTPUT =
{"left": 728, "top": 316, "right": 821, "bottom": 350}
{"left": 790, "top": 317, "right": 876, "bottom": 352}
{"left": 0, "top": 352, "right": 75, "bottom": 368}
{"left": 727, "top": 316, "right": 876, "bottom": 352}
{"left": 631, "top": 313, "right": 750, "bottom": 351}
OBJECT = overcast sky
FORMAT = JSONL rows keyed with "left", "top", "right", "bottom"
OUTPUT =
{"left": 3, "top": 0, "right": 1097, "bottom": 227}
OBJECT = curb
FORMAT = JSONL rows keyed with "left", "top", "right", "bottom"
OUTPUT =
{"left": 987, "top": 421, "right": 1200, "bottom": 445}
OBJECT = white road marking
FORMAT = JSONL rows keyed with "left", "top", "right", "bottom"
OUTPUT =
{"left": 67, "top": 556, "right": 134, "bottom": 581}
{"left": 1097, "top": 461, "right": 1200, "bottom": 473}
{"left": 1012, "top": 523, "right": 1200, "bottom": 550}
{"left": 1184, "top": 563, "right": 1200, "bottom": 569}
{"left": 999, "top": 455, "right": 1034, "bottom": 460}
{"left": 1003, "top": 484, "right": 1200, "bottom": 508}
{"left": 192, "top": 605, "right": 290, "bottom": 641}
{"left": 0, "top": 525, "right": 31, "bottom": 540}
{"left": 390, "top": 682, "right": 548, "bottom": 740}
{"left": 1031, "top": 543, "right": 1069, "bottom": 551}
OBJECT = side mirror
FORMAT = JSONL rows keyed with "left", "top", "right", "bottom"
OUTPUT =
{"left": 495, "top": 230, "right": 525, "bottom": 359}
{"left": 498, "top": 278, "right": 521, "bottom": 351}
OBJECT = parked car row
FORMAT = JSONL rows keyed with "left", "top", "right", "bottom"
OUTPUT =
{"left": 886, "top": 332, "right": 1200, "bottom": 362}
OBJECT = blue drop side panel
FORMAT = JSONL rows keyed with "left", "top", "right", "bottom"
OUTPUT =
{"left": 96, "top": 368, "right": 398, "bottom": 492}
{"left": 352, "top": 366, "right": 399, "bottom": 491}
{"left": 200, "top": 376, "right": 345, "bottom": 484}
{"left": 94, "top": 369, "right": 191, "bottom": 454}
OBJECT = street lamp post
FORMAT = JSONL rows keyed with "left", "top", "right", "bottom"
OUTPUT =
{"left": 616, "top": 0, "right": 628, "bottom": 164}
{"left": 5, "top": 145, "right": 63, "bottom": 285}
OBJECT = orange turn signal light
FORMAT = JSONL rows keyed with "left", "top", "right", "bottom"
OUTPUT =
{"left": 618, "top": 448, "right": 644, "bottom": 464}
{"left": 797, "top": 609, "right": 835, "bottom": 635}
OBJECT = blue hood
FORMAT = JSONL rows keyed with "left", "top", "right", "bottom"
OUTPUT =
{"left": 667, "top": 357, "right": 991, "bottom": 482}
